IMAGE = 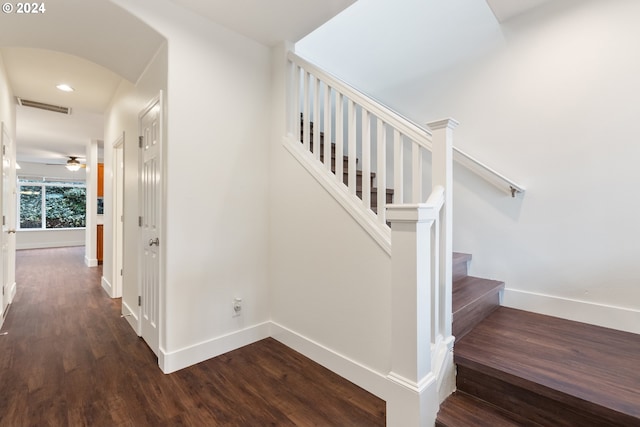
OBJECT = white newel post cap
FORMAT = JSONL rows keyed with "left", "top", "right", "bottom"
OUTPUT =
{"left": 426, "top": 118, "right": 459, "bottom": 131}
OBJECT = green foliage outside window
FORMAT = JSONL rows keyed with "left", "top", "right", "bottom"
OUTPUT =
{"left": 19, "top": 181, "right": 86, "bottom": 229}
{"left": 45, "top": 186, "right": 86, "bottom": 228}
{"left": 19, "top": 186, "right": 42, "bottom": 229}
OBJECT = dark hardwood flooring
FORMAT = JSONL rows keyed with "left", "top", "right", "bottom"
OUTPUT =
{"left": 455, "top": 306, "right": 640, "bottom": 425}
{"left": 0, "top": 247, "right": 385, "bottom": 426}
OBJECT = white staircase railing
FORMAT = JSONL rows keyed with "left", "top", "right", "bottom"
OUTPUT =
{"left": 286, "top": 51, "right": 525, "bottom": 202}
{"left": 287, "top": 51, "right": 439, "bottom": 231}
{"left": 285, "top": 50, "right": 460, "bottom": 425}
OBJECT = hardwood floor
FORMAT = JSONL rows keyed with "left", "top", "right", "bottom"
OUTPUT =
{"left": 0, "top": 247, "right": 385, "bottom": 426}
{"left": 453, "top": 306, "right": 640, "bottom": 425}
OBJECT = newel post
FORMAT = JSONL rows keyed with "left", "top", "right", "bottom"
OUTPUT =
{"left": 385, "top": 118, "right": 458, "bottom": 426}
{"left": 386, "top": 202, "right": 443, "bottom": 426}
{"left": 427, "top": 118, "right": 458, "bottom": 339}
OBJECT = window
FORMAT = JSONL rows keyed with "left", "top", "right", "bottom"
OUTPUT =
{"left": 18, "top": 179, "right": 86, "bottom": 229}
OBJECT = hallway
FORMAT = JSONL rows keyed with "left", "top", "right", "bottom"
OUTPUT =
{"left": 0, "top": 247, "right": 385, "bottom": 426}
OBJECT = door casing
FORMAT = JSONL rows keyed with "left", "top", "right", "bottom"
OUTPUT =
{"left": 138, "top": 93, "right": 163, "bottom": 356}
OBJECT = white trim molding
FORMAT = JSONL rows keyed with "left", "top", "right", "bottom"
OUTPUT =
{"left": 101, "top": 276, "right": 113, "bottom": 298}
{"left": 270, "top": 322, "right": 390, "bottom": 400}
{"left": 159, "top": 322, "right": 271, "bottom": 374}
{"left": 503, "top": 288, "right": 640, "bottom": 334}
{"left": 85, "top": 256, "right": 98, "bottom": 267}
{"left": 121, "top": 299, "right": 140, "bottom": 335}
{"left": 283, "top": 135, "right": 391, "bottom": 255}
{"left": 9, "top": 282, "right": 16, "bottom": 302}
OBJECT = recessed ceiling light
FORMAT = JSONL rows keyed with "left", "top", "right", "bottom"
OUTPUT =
{"left": 56, "top": 84, "right": 74, "bottom": 92}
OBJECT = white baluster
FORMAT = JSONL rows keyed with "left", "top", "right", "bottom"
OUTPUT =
{"left": 430, "top": 206, "right": 441, "bottom": 343}
{"left": 323, "top": 84, "right": 332, "bottom": 172}
{"left": 393, "top": 130, "right": 403, "bottom": 204}
{"left": 347, "top": 100, "right": 357, "bottom": 195}
{"left": 335, "top": 93, "right": 344, "bottom": 183}
{"left": 377, "top": 119, "right": 387, "bottom": 224}
{"left": 412, "top": 141, "right": 422, "bottom": 203}
{"left": 313, "top": 77, "right": 321, "bottom": 160}
{"left": 427, "top": 118, "right": 458, "bottom": 339}
{"left": 302, "top": 71, "right": 310, "bottom": 151}
{"left": 362, "top": 110, "right": 371, "bottom": 210}
{"left": 292, "top": 64, "right": 300, "bottom": 142}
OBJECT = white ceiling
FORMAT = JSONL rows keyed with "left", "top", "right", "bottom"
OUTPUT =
{"left": 1, "top": 0, "right": 354, "bottom": 166}
{"left": 166, "top": 0, "right": 356, "bottom": 47}
{"left": 14, "top": 105, "right": 104, "bottom": 165}
{"left": 1, "top": 47, "right": 123, "bottom": 165}
{"left": 2, "top": 48, "right": 123, "bottom": 115}
{"left": 0, "top": 0, "right": 165, "bottom": 83}
{"left": 0, "top": 0, "right": 550, "bottom": 166}
{"left": 0, "top": 0, "right": 164, "bottom": 165}
{"left": 486, "top": 0, "right": 553, "bottom": 22}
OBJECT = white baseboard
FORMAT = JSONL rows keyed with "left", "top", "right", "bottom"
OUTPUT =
{"left": 9, "top": 282, "right": 16, "bottom": 303}
{"left": 159, "top": 321, "right": 392, "bottom": 398}
{"left": 160, "top": 322, "right": 271, "bottom": 374}
{"left": 101, "top": 276, "right": 113, "bottom": 297}
{"left": 270, "top": 322, "right": 391, "bottom": 401}
{"left": 84, "top": 256, "right": 98, "bottom": 267}
{"left": 17, "top": 241, "right": 86, "bottom": 250}
{"left": 1, "top": 283, "right": 17, "bottom": 331}
{"left": 433, "top": 336, "right": 455, "bottom": 403}
{"left": 503, "top": 288, "right": 640, "bottom": 334}
{"left": 121, "top": 299, "right": 139, "bottom": 335}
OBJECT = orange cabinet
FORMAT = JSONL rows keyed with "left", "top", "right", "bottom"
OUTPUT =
{"left": 97, "top": 163, "right": 104, "bottom": 197}
{"left": 97, "top": 224, "right": 104, "bottom": 264}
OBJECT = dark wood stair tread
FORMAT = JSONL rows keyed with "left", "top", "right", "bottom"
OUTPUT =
{"left": 437, "top": 392, "right": 536, "bottom": 427}
{"left": 452, "top": 276, "right": 504, "bottom": 315}
{"left": 452, "top": 252, "right": 472, "bottom": 264}
{"left": 455, "top": 307, "right": 640, "bottom": 423}
{"left": 453, "top": 252, "right": 472, "bottom": 282}
{"left": 452, "top": 276, "right": 503, "bottom": 340}
{"left": 452, "top": 252, "right": 472, "bottom": 266}
{"left": 355, "top": 186, "right": 393, "bottom": 195}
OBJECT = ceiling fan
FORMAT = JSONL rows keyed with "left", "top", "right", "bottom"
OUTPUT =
{"left": 65, "top": 156, "right": 86, "bottom": 171}
{"left": 46, "top": 156, "right": 86, "bottom": 171}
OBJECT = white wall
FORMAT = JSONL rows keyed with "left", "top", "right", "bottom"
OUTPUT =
{"left": 0, "top": 54, "right": 16, "bottom": 133}
{"left": 296, "top": 0, "right": 640, "bottom": 332}
{"left": 16, "top": 229, "right": 85, "bottom": 250}
{"left": 111, "top": 0, "right": 272, "bottom": 371}
{"left": 84, "top": 140, "right": 99, "bottom": 266}
{"left": 266, "top": 44, "right": 391, "bottom": 401}
{"left": 296, "top": 0, "right": 504, "bottom": 98}
{"left": 0, "top": 52, "right": 17, "bottom": 317}
{"left": 104, "top": 43, "right": 167, "bottom": 321}
{"left": 269, "top": 141, "right": 393, "bottom": 377}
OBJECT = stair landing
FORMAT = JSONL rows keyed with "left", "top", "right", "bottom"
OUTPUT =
{"left": 453, "top": 307, "right": 640, "bottom": 425}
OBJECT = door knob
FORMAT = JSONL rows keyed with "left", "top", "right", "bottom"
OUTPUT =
{"left": 148, "top": 237, "right": 159, "bottom": 246}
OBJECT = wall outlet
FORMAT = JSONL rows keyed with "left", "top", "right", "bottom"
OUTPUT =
{"left": 232, "top": 298, "right": 242, "bottom": 317}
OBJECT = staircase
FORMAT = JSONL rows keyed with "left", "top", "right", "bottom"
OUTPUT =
{"left": 285, "top": 52, "right": 640, "bottom": 426}
{"left": 304, "top": 118, "right": 394, "bottom": 213}
{"left": 438, "top": 255, "right": 640, "bottom": 426}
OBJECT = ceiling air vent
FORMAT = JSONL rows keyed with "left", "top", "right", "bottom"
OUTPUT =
{"left": 16, "top": 97, "right": 71, "bottom": 115}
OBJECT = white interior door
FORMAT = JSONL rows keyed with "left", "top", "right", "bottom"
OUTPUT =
{"left": 113, "top": 133, "right": 124, "bottom": 298}
{"left": 0, "top": 123, "right": 15, "bottom": 324}
{"left": 139, "top": 95, "right": 162, "bottom": 355}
